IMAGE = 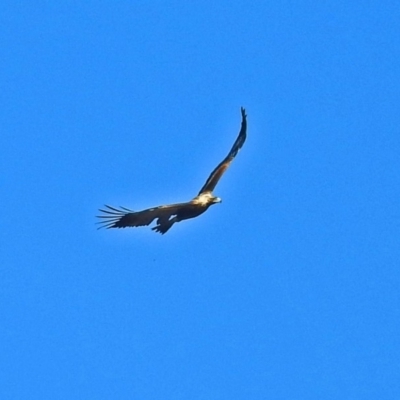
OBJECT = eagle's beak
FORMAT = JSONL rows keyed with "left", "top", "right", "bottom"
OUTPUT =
{"left": 214, "top": 197, "right": 222, "bottom": 203}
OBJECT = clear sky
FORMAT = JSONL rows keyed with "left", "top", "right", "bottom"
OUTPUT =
{"left": 1, "top": 1, "right": 399, "bottom": 399}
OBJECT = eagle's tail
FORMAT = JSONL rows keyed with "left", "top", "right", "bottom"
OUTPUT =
{"left": 151, "top": 222, "right": 173, "bottom": 234}
{"left": 151, "top": 217, "right": 177, "bottom": 234}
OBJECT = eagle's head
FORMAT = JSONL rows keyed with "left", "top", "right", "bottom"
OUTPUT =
{"left": 194, "top": 192, "right": 221, "bottom": 206}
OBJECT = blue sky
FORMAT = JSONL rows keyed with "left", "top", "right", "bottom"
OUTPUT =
{"left": 1, "top": 1, "right": 399, "bottom": 399}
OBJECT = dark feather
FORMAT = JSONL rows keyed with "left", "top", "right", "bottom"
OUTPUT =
{"left": 198, "top": 107, "right": 247, "bottom": 194}
{"left": 97, "top": 203, "right": 190, "bottom": 230}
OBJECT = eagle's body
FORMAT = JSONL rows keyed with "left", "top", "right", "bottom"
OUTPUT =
{"left": 97, "top": 108, "right": 247, "bottom": 234}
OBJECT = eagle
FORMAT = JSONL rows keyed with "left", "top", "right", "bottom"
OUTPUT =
{"left": 97, "top": 107, "right": 247, "bottom": 234}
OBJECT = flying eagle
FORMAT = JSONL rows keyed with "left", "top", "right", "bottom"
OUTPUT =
{"left": 97, "top": 107, "right": 247, "bottom": 234}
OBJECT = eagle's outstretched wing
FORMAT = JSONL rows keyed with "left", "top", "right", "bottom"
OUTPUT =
{"left": 97, "top": 203, "right": 189, "bottom": 230}
{"left": 198, "top": 107, "right": 247, "bottom": 195}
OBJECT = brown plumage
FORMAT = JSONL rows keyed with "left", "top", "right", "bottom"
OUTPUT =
{"left": 97, "top": 107, "right": 247, "bottom": 234}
